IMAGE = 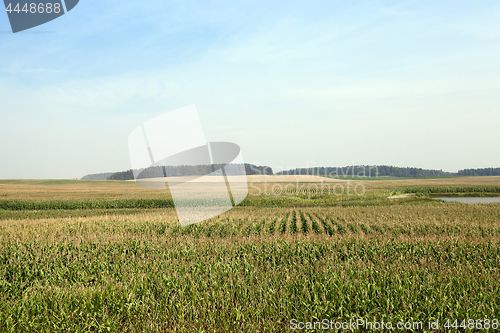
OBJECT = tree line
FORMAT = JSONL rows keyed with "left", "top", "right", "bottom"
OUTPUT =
{"left": 277, "top": 165, "right": 453, "bottom": 178}
{"left": 106, "top": 164, "right": 274, "bottom": 181}
{"left": 80, "top": 172, "right": 114, "bottom": 181}
{"left": 277, "top": 165, "right": 500, "bottom": 178}
{"left": 82, "top": 165, "right": 500, "bottom": 180}
{"left": 458, "top": 168, "right": 500, "bottom": 176}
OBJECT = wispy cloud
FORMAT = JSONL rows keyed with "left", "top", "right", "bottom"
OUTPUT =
{"left": 1, "top": 0, "right": 500, "bottom": 178}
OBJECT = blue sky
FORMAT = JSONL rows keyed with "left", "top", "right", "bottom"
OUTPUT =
{"left": 1, "top": 0, "right": 499, "bottom": 178}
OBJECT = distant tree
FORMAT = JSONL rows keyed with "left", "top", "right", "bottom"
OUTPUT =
{"left": 107, "top": 164, "right": 274, "bottom": 180}
{"left": 277, "top": 165, "right": 454, "bottom": 178}
{"left": 81, "top": 172, "right": 114, "bottom": 180}
{"left": 458, "top": 168, "right": 500, "bottom": 176}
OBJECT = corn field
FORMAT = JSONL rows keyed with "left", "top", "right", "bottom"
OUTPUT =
{"left": 1, "top": 179, "right": 500, "bottom": 331}
{"left": 0, "top": 203, "right": 499, "bottom": 332}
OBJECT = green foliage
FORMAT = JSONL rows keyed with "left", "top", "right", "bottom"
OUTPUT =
{"left": 0, "top": 199, "right": 174, "bottom": 211}
{"left": 1, "top": 212, "right": 499, "bottom": 331}
{"left": 277, "top": 165, "right": 454, "bottom": 177}
{"left": 458, "top": 167, "right": 500, "bottom": 176}
{"left": 80, "top": 172, "right": 114, "bottom": 180}
{"left": 278, "top": 213, "right": 289, "bottom": 234}
{"left": 0, "top": 208, "right": 159, "bottom": 220}
{"left": 1, "top": 178, "right": 500, "bottom": 331}
{"left": 299, "top": 210, "right": 309, "bottom": 234}
{"left": 107, "top": 164, "right": 274, "bottom": 180}
{"left": 400, "top": 186, "right": 500, "bottom": 196}
{"left": 289, "top": 210, "right": 298, "bottom": 234}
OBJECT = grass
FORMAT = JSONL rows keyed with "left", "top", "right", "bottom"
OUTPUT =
{"left": 398, "top": 186, "right": 500, "bottom": 197}
{"left": 1, "top": 178, "right": 500, "bottom": 331}
{"left": 0, "top": 208, "right": 161, "bottom": 220}
{"left": 0, "top": 199, "right": 175, "bottom": 211}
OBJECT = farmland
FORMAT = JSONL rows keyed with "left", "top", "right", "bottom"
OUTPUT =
{"left": 1, "top": 177, "right": 500, "bottom": 332}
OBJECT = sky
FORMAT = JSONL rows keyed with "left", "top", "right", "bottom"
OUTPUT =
{"left": 0, "top": 0, "right": 499, "bottom": 179}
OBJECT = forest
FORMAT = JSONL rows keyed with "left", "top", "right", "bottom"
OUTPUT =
{"left": 82, "top": 165, "right": 500, "bottom": 180}
{"left": 106, "top": 164, "right": 274, "bottom": 180}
